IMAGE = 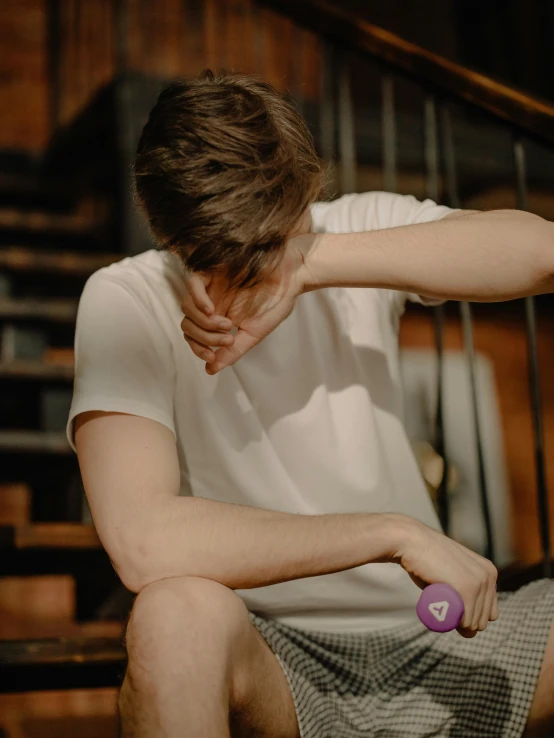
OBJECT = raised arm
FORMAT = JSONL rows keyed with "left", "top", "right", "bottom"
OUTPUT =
{"left": 180, "top": 207, "right": 554, "bottom": 374}
{"left": 75, "top": 409, "right": 497, "bottom": 636}
{"left": 302, "top": 209, "right": 554, "bottom": 302}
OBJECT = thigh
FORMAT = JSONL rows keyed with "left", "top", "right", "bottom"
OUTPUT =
{"left": 230, "top": 620, "right": 300, "bottom": 738}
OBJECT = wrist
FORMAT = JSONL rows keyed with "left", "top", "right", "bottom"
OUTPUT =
{"left": 375, "top": 513, "right": 423, "bottom": 564}
{"left": 290, "top": 233, "right": 326, "bottom": 294}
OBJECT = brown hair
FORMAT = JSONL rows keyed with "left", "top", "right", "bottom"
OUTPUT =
{"left": 133, "top": 69, "right": 325, "bottom": 289}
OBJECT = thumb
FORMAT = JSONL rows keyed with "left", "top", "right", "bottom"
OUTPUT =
{"left": 206, "top": 328, "right": 260, "bottom": 374}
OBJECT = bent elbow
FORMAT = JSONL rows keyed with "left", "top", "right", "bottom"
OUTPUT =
{"left": 106, "top": 525, "right": 163, "bottom": 594}
{"left": 108, "top": 521, "right": 193, "bottom": 594}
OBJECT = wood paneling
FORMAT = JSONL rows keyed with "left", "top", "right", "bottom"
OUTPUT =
{"left": 0, "top": 0, "right": 323, "bottom": 155}
{"left": 57, "top": 0, "right": 115, "bottom": 126}
{"left": 0, "top": 0, "right": 49, "bottom": 151}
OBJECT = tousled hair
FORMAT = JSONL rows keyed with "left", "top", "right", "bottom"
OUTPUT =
{"left": 133, "top": 69, "right": 325, "bottom": 289}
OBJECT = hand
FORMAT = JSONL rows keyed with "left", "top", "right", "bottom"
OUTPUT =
{"left": 392, "top": 516, "right": 499, "bottom": 638}
{"left": 179, "top": 235, "right": 319, "bottom": 374}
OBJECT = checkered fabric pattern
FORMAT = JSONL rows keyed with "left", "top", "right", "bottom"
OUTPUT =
{"left": 250, "top": 579, "right": 554, "bottom": 737}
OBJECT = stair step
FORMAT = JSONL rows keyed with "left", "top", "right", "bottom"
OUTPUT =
{"left": 0, "top": 483, "right": 31, "bottom": 525}
{"left": 0, "top": 635, "right": 126, "bottom": 692}
{"left": 0, "top": 247, "right": 120, "bottom": 276}
{"left": 0, "top": 208, "right": 100, "bottom": 237}
{"left": 0, "top": 575, "right": 75, "bottom": 639}
{"left": 0, "top": 612, "right": 123, "bottom": 643}
{"left": 0, "top": 297, "right": 78, "bottom": 322}
{"left": 0, "top": 523, "right": 114, "bottom": 585}
{"left": 0, "top": 687, "right": 120, "bottom": 738}
{"left": 0, "top": 430, "right": 71, "bottom": 454}
{"left": 0, "top": 360, "right": 74, "bottom": 380}
{"left": 0, "top": 173, "right": 75, "bottom": 210}
{"left": 0, "top": 687, "right": 118, "bottom": 738}
{"left": 0, "top": 523, "right": 101, "bottom": 550}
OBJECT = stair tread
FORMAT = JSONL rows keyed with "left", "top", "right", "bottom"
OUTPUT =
{"left": 0, "top": 208, "right": 100, "bottom": 236}
{"left": 0, "top": 297, "right": 78, "bottom": 322}
{"left": 0, "top": 616, "right": 123, "bottom": 642}
{"left": 0, "top": 634, "right": 125, "bottom": 666}
{"left": 0, "top": 360, "right": 74, "bottom": 380}
{"left": 0, "top": 173, "right": 73, "bottom": 201}
{"left": 0, "top": 430, "right": 72, "bottom": 454}
{"left": 0, "top": 628, "right": 126, "bottom": 692}
{"left": 0, "top": 247, "right": 121, "bottom": 275}
{"left": 0, "top": 523, "right": 101, "bottom": 549}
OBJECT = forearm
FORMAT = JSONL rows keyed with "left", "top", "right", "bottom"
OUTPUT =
{"left": 121, "top": 495, "right": 409, "bottom": 593}
{"left": 304, "top": 209, "right": 554, "bottom": 302}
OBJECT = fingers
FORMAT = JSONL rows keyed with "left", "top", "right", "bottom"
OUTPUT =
{"left": 479, "top": 585, "right": 496, "bottom": 632}
{"left": 457, "top": 560, "right": 498, "bottom": 638}
{"left": 180, "top": 275, "right": 235, "bottom": 361}
{"left": 457, "top": 583, "right": 479, "bottom": 638}
{"left": 457, "top": 625, "right": 478, "bottom": 639}
{"left": 482, "top": 563, "right": 499, "bottom": 628}
{"left": 181, "top": 316, "right": 235, "bottom": 350}
{"left": 184, "top": 336, "right": 216, "bottom": 363}
{"left": 181, "top": 275, "right": 232, "bottom": 333}
{"left": 491, "top": 589, "right": 499, "bottom": 621}
{"left": 206, "top": 328, "right": 261, "bottom": 374}
{"left": 186, "top": 273, "right": 215, "bottom": 316}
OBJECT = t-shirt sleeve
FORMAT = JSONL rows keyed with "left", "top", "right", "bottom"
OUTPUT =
{"left": 311, "top": 191, "right": 461, "bottom": 309}
{"left": 66, "top": 272, "right": 176, "bottom": 453}
{"left": 366, "top": 192, "right": 460, "bottom": 308}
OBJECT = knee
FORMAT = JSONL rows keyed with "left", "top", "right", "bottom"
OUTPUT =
{"left": 125, "top": 576, "right": 250, "bottom": 675}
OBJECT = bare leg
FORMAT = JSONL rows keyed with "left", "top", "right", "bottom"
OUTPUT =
{"left": 524, "top": 619, "right": 554, "bottom": 737}
{"left": 118, "top": 576, "right": 299, "bottom": 738}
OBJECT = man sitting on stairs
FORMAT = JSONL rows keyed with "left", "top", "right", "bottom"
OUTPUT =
{"left": 68, "top": 71, "right": 554, "bottom": 737}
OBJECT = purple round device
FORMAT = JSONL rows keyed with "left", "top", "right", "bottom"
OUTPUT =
{"left": 416, "top": 583, "right": 465, "bottom": 632}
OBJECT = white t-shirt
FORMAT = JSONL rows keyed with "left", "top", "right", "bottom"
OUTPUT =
{"left": 67, "top": 192, "right": 455, "bottom": 633}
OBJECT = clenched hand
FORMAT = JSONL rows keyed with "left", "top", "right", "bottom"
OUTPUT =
{"left": 179, "top": 234, "right": 318, "bottom": 374}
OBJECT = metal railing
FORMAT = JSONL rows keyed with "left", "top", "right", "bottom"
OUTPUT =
{"left": 260, "top": 0, "right": 553, "bottom": 576}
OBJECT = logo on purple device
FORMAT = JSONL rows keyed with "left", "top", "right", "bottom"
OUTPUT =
{"left": 416, "top": 583, "right": 465, "bottom": 632}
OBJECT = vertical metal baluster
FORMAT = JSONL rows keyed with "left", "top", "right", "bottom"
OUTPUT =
{"left": 291, "top": 24, "right": 306, "bottom": 119}
{"left": 441, "top": 103, "right": 494, "bottom": 562}
{"left": 513, "top": 136, "right": 551, "bottom": 578}
{"left": 337, "top": 48, "right": 357, "bottom": 194}
{"left": 424, "top": 95, "right": 449, "bottom": 532}
{"left": 319, "top": 38, "right": 335, "bottom": 166}
{"left": 381, "top": 73, "right": 397, "bottom": 193}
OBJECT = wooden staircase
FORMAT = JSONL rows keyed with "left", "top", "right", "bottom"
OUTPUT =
{"left": 0, "top": 483, "right": 126, "bottom": 691}
{"left": 0, "top": 164, "right": 127, "bottom": 719}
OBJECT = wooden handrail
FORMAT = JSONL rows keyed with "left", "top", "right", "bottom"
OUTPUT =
{"left": 259, "top": 0, "right": 554, "bottom": 147}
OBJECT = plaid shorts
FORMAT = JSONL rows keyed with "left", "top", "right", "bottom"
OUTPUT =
{"left": 250, "top": 579, "right": 554, "bottom": 737}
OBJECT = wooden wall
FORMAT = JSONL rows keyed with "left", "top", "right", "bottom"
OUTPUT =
{"left": 0, "top": 0, "right": 49, "bottom": 151}
{"left": 0, "top": 0, "right": 322, "bottom": 153}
